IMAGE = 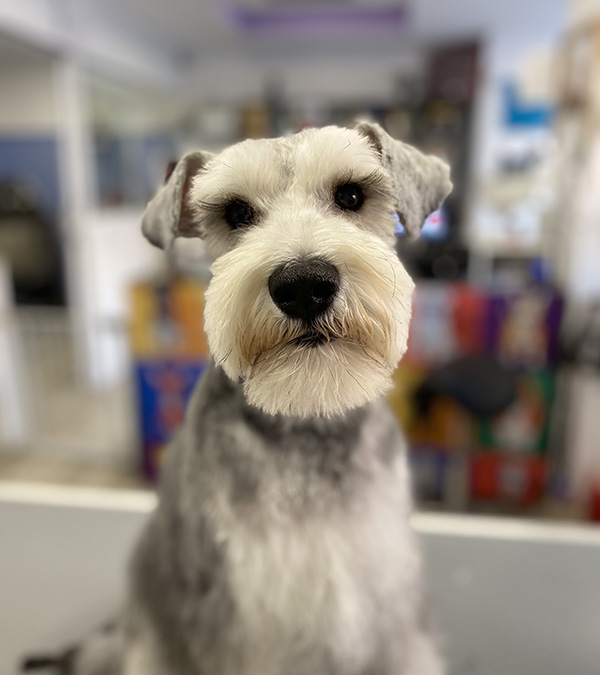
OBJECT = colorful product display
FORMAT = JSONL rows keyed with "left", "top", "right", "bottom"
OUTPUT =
{"left": 130, "top": 277, "right": 209, "bottom": 478}
{"left": 394, "top": 281, "right": 563, "bottom": 507}
{"left": 129, "top": 277, "right": 562, "bottom": 499}
{"left": 485, "top": 290, "right": 563, "bottom": 368}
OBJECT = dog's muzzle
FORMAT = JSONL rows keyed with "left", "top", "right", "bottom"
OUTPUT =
{"left": 268, "top": 258, "right": 339, "bottom": 323}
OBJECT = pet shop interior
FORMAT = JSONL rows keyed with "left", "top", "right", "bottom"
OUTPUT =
{"left": 1, "top": 0, "right": 600, "bottom": 673}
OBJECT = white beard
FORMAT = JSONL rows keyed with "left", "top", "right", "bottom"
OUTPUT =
{"left": 204, "top": 215, "right": 414, "bottom": 417}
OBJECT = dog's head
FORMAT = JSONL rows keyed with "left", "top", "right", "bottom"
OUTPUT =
{"left": 142, "top": 122, "right": 451, "bottom": 417}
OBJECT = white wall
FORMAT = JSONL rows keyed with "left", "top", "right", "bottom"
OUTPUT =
{"left": 82, "top": 209, "right": 164, "bottom": 386}
{"left": 0, "top": 56, "right": 56, "bottom": 133}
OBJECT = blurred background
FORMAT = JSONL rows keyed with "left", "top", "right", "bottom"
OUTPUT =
{"left": 0, "top": 0, "right": 600, "bottom": 517}
{"left": 3, "top": 1, "right": 600, "bottom": 673}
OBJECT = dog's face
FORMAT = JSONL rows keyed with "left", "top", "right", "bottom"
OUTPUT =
{"left": 142, "top": 123, "right": 451, "bottom": 417}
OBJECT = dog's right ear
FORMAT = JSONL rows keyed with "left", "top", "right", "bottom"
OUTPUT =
{"left": 141, "top": 151, "right": 214, "bottom": 250}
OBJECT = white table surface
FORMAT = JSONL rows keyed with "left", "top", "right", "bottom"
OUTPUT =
{"left": 1, "top": 482, "right": 600, "bottom": 675}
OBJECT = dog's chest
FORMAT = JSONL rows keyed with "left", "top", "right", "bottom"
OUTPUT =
{"left": 219, "top": 463, "right": 417, "bottom": 673}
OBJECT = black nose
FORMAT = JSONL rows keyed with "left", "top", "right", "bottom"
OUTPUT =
{"left": 268, "top": 259, "right": 340, "bottom": 323}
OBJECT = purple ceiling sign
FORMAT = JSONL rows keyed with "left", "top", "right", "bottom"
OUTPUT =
{"left": 221, "top": 2, "right": 408, "bottom": 36}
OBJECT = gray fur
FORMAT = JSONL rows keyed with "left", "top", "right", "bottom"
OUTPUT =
{"left": 44, "top": 124, "right": 450, "bottom": 675}
{"left": 141, "top": 150, "right": 214, "bottom": 250}
{"left": 65, "top": 364, "right": 441, "bottom": 675}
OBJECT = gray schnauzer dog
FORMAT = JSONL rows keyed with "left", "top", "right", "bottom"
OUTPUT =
{"left": 30, "top": 122, "right": 451, "bottom": 675}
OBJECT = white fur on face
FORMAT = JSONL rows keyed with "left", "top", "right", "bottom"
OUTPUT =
{"left": 196, "top": 127, "right": 415, "bottom": 418}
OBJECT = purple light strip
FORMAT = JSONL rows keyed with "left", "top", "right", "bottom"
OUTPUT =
{"left": 221, "top": 3, "right": 407, "bottom": 35}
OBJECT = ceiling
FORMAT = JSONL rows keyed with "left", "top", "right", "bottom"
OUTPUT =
{"left": 101, "top": 0, "right": 567, "bottom": 63}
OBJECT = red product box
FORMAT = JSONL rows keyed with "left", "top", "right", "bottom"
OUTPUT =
{"left": 471, "top": 453, "right": 547, "bottom": 505}
{"left": 405, "top": 282, "right": 486, "bottom": 368}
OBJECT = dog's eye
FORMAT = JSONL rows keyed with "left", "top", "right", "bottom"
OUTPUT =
{"left": 224, "top": 199, "right": 255, "bottom": 229}
{"left": 334, "top": 183, "right": 364, "bottom": 211}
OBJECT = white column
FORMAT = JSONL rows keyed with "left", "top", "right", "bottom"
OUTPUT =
{"left": 53, "top": 56, "right": 100, "bottom": 387}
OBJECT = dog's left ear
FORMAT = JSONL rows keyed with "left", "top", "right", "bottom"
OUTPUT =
{"left": 142, "top": 151, "right": 214, "bottom": 250}
{"left": 356, "top": 121, "right": 452, "bottom": 239}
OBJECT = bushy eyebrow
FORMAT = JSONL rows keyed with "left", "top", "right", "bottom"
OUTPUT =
{"left": 330, "top": 168, "right": 392, "bottom": 198}
{"left": 191, "top": 167, "right": 288, "bottom": 213}
{"left": 193, "top": 194, "right": 238, "bottom": 213}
